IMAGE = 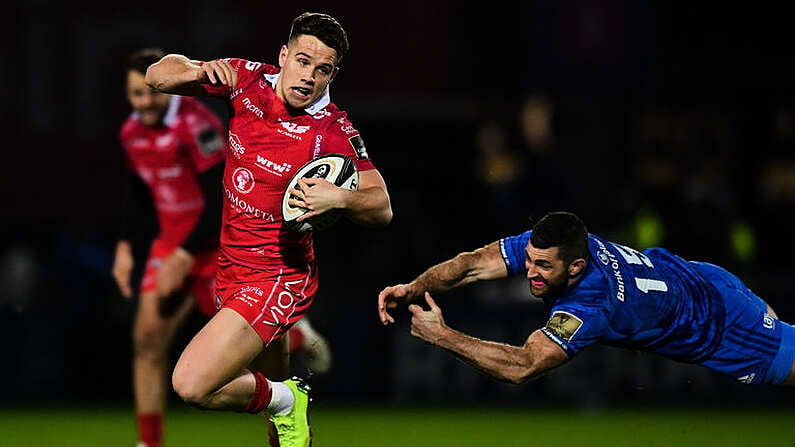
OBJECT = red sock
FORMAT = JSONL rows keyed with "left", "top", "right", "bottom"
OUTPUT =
{"left": 137, "top": 413, "right": 162, "bottom": 447}
{"left": 288, "top": 326, "right": 305, "bottom": 353}
{"left": 242, "top": 370, "right": 272, "bottom": 414}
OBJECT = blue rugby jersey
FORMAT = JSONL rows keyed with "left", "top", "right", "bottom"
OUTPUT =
{"left": 499, "top": 231, "right": 726, "bottom": 363}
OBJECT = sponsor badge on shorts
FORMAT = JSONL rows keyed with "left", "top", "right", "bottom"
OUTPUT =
{"left": 545, "top": 311, "right": 583, "bottom": 342}
{"left": 348, "top": 135, "right": 369, "bottom": 160}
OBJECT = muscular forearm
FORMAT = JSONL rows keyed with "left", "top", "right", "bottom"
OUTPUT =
{"left": 342, "top": 186, "right": 392, "bottom": 227}
{"left": 431, "top": 327, "right": 540, "bottom": 384}
{"left": 145, "top": 54, "right": 206, "bottom": 96}
{"left": 410, "top": 252, "right": 483, "bottom": 296}
{"left": 409, "top": 243, "right": 507, "bottom": 297}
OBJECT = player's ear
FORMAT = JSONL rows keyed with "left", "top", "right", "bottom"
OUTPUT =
{"left": 568, "top": 258, "right": 586, "bottom": 277}
{"left": 330, "top": 66, "right": 340, "bottom": 83}
{"left": 278, "top": 44, "right": 289, "bottom": 67}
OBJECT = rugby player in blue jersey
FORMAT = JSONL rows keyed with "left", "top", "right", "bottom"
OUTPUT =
{"left": 378, "top": 211, "right": 795, "bottom": 386}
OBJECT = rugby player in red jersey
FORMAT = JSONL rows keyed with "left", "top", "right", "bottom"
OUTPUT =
{"left": 145, "top": 12, "right": 392, "bottom": 447}
{"left": 113, "top": 48, "right": 226, "bottom": 447}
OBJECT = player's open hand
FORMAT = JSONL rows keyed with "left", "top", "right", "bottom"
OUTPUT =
{"left": 378, "top": 283, "right": 419, "bottom": 325}
{"left": 289, "top": 177, "right": 348, "bottom": 222}
{"left": 156, "top": 247, "right": 194, "bottom": 298}
{"left": 200, "top": 59, "right": 237, "bottom": 89}
{"left": 112, "top": 241, "right": 134, "bottom": 299}
{"left": 408, "top": 292, "right": 447, "bottom": 344}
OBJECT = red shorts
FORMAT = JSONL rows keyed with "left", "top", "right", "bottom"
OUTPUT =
{"left": 140, "top": 238, "right": 219, "bottom": 317}
{"left": 215, "top": 254, "right": 318, "bottom": 346}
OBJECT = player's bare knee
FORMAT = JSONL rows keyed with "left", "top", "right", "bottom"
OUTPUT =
{"left": 171, "top": 363, "right": 212, "bottom": 407}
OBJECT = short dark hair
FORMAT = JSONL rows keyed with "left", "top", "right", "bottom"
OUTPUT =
{"left": 530, "top": 211, "right": 589, "bottom": 265}
{"left": 125, "top": 48, "right": 165, "bottom": 75}
{"left": 288, "top": 12, "right": 349, "bottom": 63}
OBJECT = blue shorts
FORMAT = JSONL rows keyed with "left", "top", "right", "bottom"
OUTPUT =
{"left": 690, "top": 262, "right": 792, "bottom": 385}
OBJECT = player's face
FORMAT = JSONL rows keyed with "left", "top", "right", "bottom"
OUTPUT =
{"left": 276, "top": 34, "right": 338, "bottom": 111}
{"left": 126, "top": 70, "right": 170, "bottom": 127}
{"left": 524, "top": 242, "right": 569, "bottom": 297}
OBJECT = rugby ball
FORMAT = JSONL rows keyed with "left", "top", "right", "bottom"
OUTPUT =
{"left": 281, "top": 153, "right": 359, "bottom": 233}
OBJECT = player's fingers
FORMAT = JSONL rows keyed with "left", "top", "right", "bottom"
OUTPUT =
{"left": 296, "top": 210, "right": 320, "bottom": 222}
{"left": 288, "top": 198, "right": 307, "bottom": 209}
{"left": 407, "top": 304, "right": 423, "bottom": 315}
{"left": 425, "top": 292, "right": 440, "bottom": 311}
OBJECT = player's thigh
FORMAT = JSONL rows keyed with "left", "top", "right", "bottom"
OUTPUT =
{"left": 174, "top": 307, "right": 264, "bottom": 392}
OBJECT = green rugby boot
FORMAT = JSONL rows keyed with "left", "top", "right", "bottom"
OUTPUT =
{"left": 270, "top": 377, "right": 312, "bottom": 447}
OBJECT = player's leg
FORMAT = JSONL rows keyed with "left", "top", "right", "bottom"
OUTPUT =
{"left": 289, "top": 317, "right": 332, "bottom": 374}
{"left": 132, "top": 289, "right": 194, "bottom": 447}
{"left": 172, "top": 308, "right": 266, "bottom": 409}
{"left": 250, "top": 337, "right": 290, "bottom": 447}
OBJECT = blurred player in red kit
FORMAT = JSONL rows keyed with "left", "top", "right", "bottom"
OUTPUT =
{"left": 145, "top": 12, "right": 392, "bottom": 447}
{"left": 113, "top": 48, "right": 226, "bottom": 447}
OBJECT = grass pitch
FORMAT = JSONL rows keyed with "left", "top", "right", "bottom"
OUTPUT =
{"left": 2, "top": 403, "right": 794, "bottom": 446}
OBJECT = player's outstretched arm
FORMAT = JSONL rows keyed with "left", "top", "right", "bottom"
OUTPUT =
{"left": 145, "top": 54, "right": 237, "bottom": 96}
{"left": 409, "top": 293, "right": 569, "bottom": 384}
{"left": 378, "top": 241, "right": 508, "bottom": 325}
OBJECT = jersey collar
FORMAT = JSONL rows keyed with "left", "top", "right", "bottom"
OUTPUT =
{"left": 263, "top": 72, "right": 330, "bottom": 115}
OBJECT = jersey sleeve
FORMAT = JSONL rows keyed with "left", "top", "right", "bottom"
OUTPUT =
{"left": 321, "top": 114, "right": 376, "bottom": 172}
{"left": 181, "top": 102, "right": 226, "bottom": 173}
{"left": 199, "top": 57, "right": 254, "bottom": 98}
{"left": 541, "top": 297, "right": 609, "bottom": 357}
{"left": 498, "top": 230, "right": 532, "bottom": 276}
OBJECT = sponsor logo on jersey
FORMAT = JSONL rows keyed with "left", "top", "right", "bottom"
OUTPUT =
{"left": 198, "top": 128, "right": 223, "bottom": 155}
{"left": 348, "top": 135, "right": 369, "bottom": 160}
{"left": 155, "top": 133, "right": 175, "bottom": 149}
{"left": 337, "top": 117, "right": 357, "bottom": 134}
{"left": 313, "top": 135, "right": 323, "bottom": 158}
{"left": 224, "top": 186, "right": 274, "bottom": 221}
{"left": 276, "top": 119, "right": 311, "bottom": 140}
{"left": 312, "top": 109, "right": 331, "bottom": 119}
{"left": 230, "top": 88, "right": 243, "bottom": 99}
{"left": 228, "top": 132, "right": 246, "bottom": 158}
{"left": 242, "top": 97, "right": 264, "bottom": 118}
{"left": 255, "top": 155, "right": 292, "bottom": 177}
{"left": 157, "top": 166, "right": 183, "bottom": 179}
{"left": 737, "top": 373, "right": 756, "bottom": 384}
{"left": 232, "top": 167, "right": 255, "bottom": 194}
{"left": 545, "top": 311, "right": 583, "bottom": 342}
{"left": 596, "top": 239, "right": 625, "bottom": 302}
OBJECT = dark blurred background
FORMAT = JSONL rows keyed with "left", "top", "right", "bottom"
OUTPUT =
{"left": 3, "top": 0, "right": 795, "bottom": 409}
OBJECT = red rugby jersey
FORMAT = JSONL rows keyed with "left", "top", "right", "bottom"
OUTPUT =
{"left": 120, "top": 96, "right": 226, "bottom": 247}
{"left": 201, "top": 58, "right": 375, "bottom": 268}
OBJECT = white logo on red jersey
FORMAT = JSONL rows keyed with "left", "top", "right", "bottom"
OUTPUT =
{"left": 242, "top": 97, "right": 264, "bottom": 118}
{"left": 232, "top": 167, "right": 255, "bottom": 194}
{"left": 224, "top": 187, "right": 274, "bottom": 221}
{"left": 312, "top": 109, "right": 331, "bottom": 119}
{"left": 155, "top": 134, "right": 175, "bottom": 149}
{"left": 337, "top": 117, "right": 357, "bottom": 134}
{"left": 228, "top": 132, "right": 246, "bottom": 158}
{"left": 278, "top": 120, "right": 311, "bottom": 134}
{"left": 255, "top": 155, "right": 292, "bottom": 177}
